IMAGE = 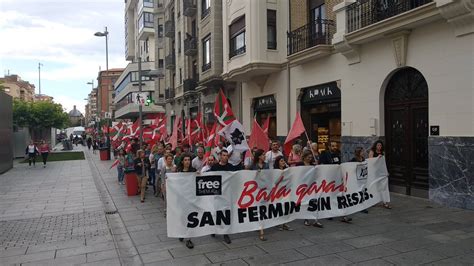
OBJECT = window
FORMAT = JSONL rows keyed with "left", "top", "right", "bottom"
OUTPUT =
{"left": 158, "top": 24, "right": 163, "bottom": 37}
{"left": 202, "top": 34, "right": 211, "bottom": 71}
{"left": 178, "top": 32, "right": 181, "bottom": 53}
{"left": 158, "top": 59, "right": 164, "bottom": 68}
{"left": 202, "top": 0, "right": 211, "bottom": 18}
{"left": 267, "top": 10, "right": 277, "bottom": 49}
{"left": 145, "top": 37, "right": 149, "bottom": 53}
{"left": 139, "top": 12, "right": 154, "bottom": 32}
{"left": 179, "top": 68, "right": 182, "bottom": 84}
{"left": 144, "top": 0, "right": 153, "bottom": 8}
{"left": 229, "top": 16, "right": 246, "bottom": 58}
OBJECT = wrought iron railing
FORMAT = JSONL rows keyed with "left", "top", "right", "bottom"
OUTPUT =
{"left": 347, "top": 0, "right": 433, "bottom": 33}
{"left": 184, "top": 36, "right": 197, "bottom": 56}
{"left": 183, "top": 0, "right": 197, "bottom": 17}
{"left": 229, "top": 45, "right": 246, "bottom": 59}
{"left": 165, "top": 88, "right": 175, "bottom": 99}
{"left": 165, "top": 53, "right": 175, "bottom": 69}
{"left": 202, "top": 7, "right": 210, "bottom": 19}
{"left": 183, "top": 78, "right": 197, "bottom": 93}
{"left": 287, "top": 19, "right": 335, "bottom": 56}
{"left": 164, "top": 20, "right": 175, "bottom": 38}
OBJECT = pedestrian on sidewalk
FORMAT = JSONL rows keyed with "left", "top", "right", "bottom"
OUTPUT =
{"left": 177, "top": 153, "right": 195, "bottom": 249}
{"left": 39, "top": 140, "right": 50, "bottom": 168}
{"left": 160, "top": 153, "right": 176, "bottom": 216}
{"left": 25, "top": 140, "right": 39, "bottom": 167}
{"left": 117, "top": 149, "right": 126, "bottom": 185}
{"left": 92, "top": 139, "right": 98, "bottom": 154}
{"left": 134, "top": 150, "right": 150, "bottom": 203}
{"left": 87, "top": 136, "right": 92, "bottom": 150}
{"left": 369, "top": 140, "right": 392, "bottom": 209}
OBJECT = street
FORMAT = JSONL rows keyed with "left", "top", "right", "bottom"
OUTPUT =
{"left": 0, "top": 148, "right": 473, "bottom": 265}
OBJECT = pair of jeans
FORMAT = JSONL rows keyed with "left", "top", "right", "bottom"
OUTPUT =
{"left": 41, "top": 152, "right": 49, "bottom": 165}
{"left": 117, "top": 165, "right": 124, "bottom": 183}
{"left": 148, "top": 168, "right": 156, "bottom": 191}
{"left": 28, "top": 153, "right": 36, "bottom": 166}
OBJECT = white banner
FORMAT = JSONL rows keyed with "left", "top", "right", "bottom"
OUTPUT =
{"left": 166, "top": 157, "right": 390, "bottom": 238}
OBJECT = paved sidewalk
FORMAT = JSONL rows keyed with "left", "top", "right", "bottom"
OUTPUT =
{"left": 1, "top": 147, "right": 473, "bottom": 265}
{"left": 0, "top": 148, "right": 120, "bottom": 265}
{"left": 90, "top": 150, "right": 474, "bottom": 266}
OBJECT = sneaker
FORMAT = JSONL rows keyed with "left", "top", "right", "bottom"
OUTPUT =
{"left": 185, "top": 239, "right": 194, "bottom": 249}
{"left": 223, "top": 235, "right": 231, "bottom": 244}
{"left": 313, "top": 221, "right": 324, "bottom": 228}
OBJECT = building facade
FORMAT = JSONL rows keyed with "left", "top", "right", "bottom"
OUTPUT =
{"left": 85, "top": 88, "right": 98, "bottom": 126}
{"left": 115, "top": 0, "right": 165, "bottom": 120}
{"left": 0, "top": 74, "right": 35, "bottom": 102}
{"left": 97, "top": 69, "right": 124, "bottom": 119}
{"left": 34, "top": 94, "right": 54, "bottom": 102}
{"left": 163, "top": 0, "right": 240, "bottom": 131}
{"left": 223, "top": 0, "right": 473, "bottom": 209}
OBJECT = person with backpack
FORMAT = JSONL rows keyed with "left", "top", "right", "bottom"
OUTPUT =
{"left": 25, "top": 140, "right": 39, "bottom": 167}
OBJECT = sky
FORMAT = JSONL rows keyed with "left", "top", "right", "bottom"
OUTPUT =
{"left": 0, "top": 0, "right": 128, "bottom": 114}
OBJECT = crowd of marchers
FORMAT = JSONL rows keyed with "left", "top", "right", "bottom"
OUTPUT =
{"left": 109, "top": 137, "right": 391, "bottom": 250}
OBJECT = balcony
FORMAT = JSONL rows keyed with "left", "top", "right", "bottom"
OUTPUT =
{"left": 138, "top": 12, "right": 154, "bottom": 40}
{"left": 183, "top": 0, "right": 197, "bottom": 17}
{"left": 165, "top": 20, "right": 175, "bottom": 38}
{"left": 184, "top": 36, "right": 197, "bottom": 56}
{"left": 165, "top": 53, "right": 175, "bottom": 70}
{"left": 183, "top": 78, "right": 197, "bottom": 94}
{"left": 347, "top": 0, "right": 433, "bottom": 33}
{"left": 287, "top": 19, "right": 335, "bottom": 56}
{"left": 165, "top": 87, "right": 175, "bottom": 100}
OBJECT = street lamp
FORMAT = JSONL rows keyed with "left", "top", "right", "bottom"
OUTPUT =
{"left": 94, "top": 26, "right": 111, "bottom": 159}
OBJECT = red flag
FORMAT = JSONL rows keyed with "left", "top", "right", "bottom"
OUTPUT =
{"left": 284, "top": 112, "right": 306, "bottom": 155}
{"left": 169, "top": 117, "right": 181, "bottom": 150}
{"left": 214, "top": 89, "right": 235, "bottom": 126}
{"left": 110, "top": 159, "right": 120, "bottom": 169}
{"left": 245, "top": 118, "right": 270, "bottom": 159}
{"left": 262, "top": 116, "right": 270, "bottom": 135}
{"left": 203, "top": 123, "right": 217, "bottom": 163}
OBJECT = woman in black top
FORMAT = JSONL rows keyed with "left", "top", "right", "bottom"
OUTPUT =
{"left": 250, "top": 149, "right": 269, "bottom": 170}
{"left": 350, "top": 147, "right": 365, "bottom": 162}
{"left": 274, "top": 156, "right": 294, "bottom": 232}
{"left": 368, "top": 140, "right": 391, "bottom": 209}
{"left": 177, "top": 153, "right": 195, "bottom": 249}
{"left": 368, "top": 140, "right": 384, "bottom": 158}
{"left": 134, "top": 150, "right": 151, "bottom": 203}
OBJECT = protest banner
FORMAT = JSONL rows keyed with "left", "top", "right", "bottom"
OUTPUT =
{"left": 166, "top": 157, "right": 389, "bottom": 238}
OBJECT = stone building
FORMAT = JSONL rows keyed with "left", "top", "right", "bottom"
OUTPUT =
{"left": 222, "top": 0, "right": 473, "bottom": 209}
{"left": 0, "top": 74, "right": 35, "bottom": 102}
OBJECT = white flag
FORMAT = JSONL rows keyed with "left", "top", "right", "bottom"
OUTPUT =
{"left": 218, "top": 120, "right": 249, "bottom": 152}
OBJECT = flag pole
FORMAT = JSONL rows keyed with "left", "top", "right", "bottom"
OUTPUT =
{"left": 303, "top": 129, "right": 318, "bottom": 165}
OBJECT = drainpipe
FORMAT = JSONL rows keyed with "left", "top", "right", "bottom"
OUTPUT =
{"left": 287, "top": 62, "right": 291, "bottom": 133}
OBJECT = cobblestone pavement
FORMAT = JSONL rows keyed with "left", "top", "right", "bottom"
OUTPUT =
{"left": 1, "top": 146, "right": 473, "bottom": 265}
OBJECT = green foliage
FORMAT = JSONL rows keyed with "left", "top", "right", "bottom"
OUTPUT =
{"left": 0, "top": 81, "right": 5, "bottom": 91}
{"left": 13, "top": 100, "right": 70, "bottom": 129}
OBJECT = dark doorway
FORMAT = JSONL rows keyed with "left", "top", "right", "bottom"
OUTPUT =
{"left": 385, "top": 67, "right": 429, "bottom": 197}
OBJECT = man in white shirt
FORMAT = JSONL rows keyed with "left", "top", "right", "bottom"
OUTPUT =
{"left": 192, "top": 147, "right": 205, "bottom": 172}
{"left": 227, "top": 144, "right": 243, "bottom": 167}
{"left": 265, "top": 141, "right": 283, "bottom": 169}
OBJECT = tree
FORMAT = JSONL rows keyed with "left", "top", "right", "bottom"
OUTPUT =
{"left": 0, "top": 81, "right": 5, "bottom": 92}
{"left": 13, "top": 100, "right": 70, "bottom": 130}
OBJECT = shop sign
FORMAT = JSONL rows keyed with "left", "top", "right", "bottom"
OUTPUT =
{"left": 254, "top": 95, "right": 276, "bottom": 111}
{"left": 302, "top": 82, "right": 341, "bottom": 104}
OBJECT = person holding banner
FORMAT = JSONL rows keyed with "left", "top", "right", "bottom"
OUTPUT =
{"left": 250, "top": 149, "right": 269, "bottom": 171}
{"left": 288, "top": 144, "right": 303, "bottom": 166}
{"left": 265, "top": 141, "right": 283, "bottom": 169}
{"left": 351, "top": 147, "right": 369, "bottom": 214}
{"left": 176, "top": 153, "right": 195, "bottom": 249}
{"left": 160, "top": 153, "right": 176, "bottom": 217}
{"left": 368, "top": 140, "right": 392, "bottom": 209}
{"left": 209, "top": 149, "right": 236, "bottom": 244}
{"left": 297, "top": 151, "right": 324, "bottom": 228}
{"left": 319, "top": 141, "right": 342, "bottom": 165}
{"left": 200, "top": 155, "right": 216, "bottom": 173}
{"left": 273, "top": 156, "right": 294, "bottom": 231}
{"left": 134, "top": 150, "right": 151, "bottom": 203}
